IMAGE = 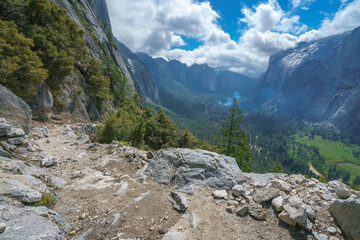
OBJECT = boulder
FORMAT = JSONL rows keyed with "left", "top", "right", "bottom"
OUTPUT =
{"left": 329, "top": 198, "right": 360, "bottom": 240}
{"left": 0, "top": 179, "right": 42, "bottom": 203}
{"left": 145, "top": 148, "right": 242, "bottom": 194}
{"left": 253, "top": 187, "right": 280, "bottom": 203}
{"left": 0, "top": 205, "right": 65, "bottom": 239}
{"left": 0, "top": 85, "right": 32, "bottom": 134}
{"left": 26, "top": 82, "right": 53, "bottom": 121}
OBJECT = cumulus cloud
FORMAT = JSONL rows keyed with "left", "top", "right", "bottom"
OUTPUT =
{"left": 106, "top": 0, "right": 360, "bottom": 77}
{"left": 299, "top": 0, "right": 360, "bottom": 41}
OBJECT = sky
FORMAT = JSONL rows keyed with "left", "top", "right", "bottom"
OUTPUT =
{"left": 106, "top": 0, "right": 360, "bottom": 77}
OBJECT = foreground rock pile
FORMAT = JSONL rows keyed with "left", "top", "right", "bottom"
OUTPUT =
{"left": 209, "top": 174, "right": 360, "bottom": 240}
{"left": 145, "top": 149, "right": 360, "bottom": 240}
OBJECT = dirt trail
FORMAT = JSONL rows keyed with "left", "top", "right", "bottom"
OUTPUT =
{"left": 27, "top": 123, "right": 306, "bottom": 240}
{"left": 34, "top": 124, "right": 181, "bottom": 239}
{"left": 309, "top": 163, "right": 322, "bottom": 177}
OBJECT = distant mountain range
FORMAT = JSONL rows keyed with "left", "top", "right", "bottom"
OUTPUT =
{"left": 253, "top": 26, "right": 360, "bottom": 133}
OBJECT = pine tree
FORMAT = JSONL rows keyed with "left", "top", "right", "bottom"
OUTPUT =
{"left": 216, "top": 97, "right": 252, "bottom": 171}
{"left": 178, "top": 129, "right": 197, "bottom": 148}
{"left": 343, "top": 172, "right": 350, "bottom": 182}
{"left": 0, "top": 20, "right": 48, "bottom": 99}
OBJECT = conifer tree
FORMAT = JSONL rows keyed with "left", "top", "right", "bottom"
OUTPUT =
{"left": 216, "top": 97, "right": 252, "bottom": 171}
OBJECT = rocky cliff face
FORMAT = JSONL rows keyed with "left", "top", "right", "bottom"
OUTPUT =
{"left": 253, "top": 27, "right": 360, "bottom": 133}
{"left": 116, "top": 41, "right": 160, "bottom": 103}
{"left": 29, "top": 0, "right": 137, "bottom": 121}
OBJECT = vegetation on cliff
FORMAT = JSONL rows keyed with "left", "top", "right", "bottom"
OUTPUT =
{"left": 0, "top": 0, "right": 119, "bottom": 109}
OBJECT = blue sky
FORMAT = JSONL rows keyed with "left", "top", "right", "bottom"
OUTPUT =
{"left": 107, "top": 0, "right": 360, "bottom": 76}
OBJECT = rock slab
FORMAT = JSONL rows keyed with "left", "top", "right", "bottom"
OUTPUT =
{"left": 0, "top": 84, "right": 32, "bottom": 134}
{"left": 329, "top": 198, "right": 360, "bottom": 240}
{"left": 145, "top": 148, "right": 242, "bottom": 194}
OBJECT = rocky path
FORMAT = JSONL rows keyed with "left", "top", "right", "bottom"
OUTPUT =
{"left": 33, "top": 125, "right": 302, "bottom": 240}
{"left": 1, "top": 121, "right": 359, "bottom": 240}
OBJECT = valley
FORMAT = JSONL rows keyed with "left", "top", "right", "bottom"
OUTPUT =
{"left": 0, "top": 0, "right": 360, "bottom": 239}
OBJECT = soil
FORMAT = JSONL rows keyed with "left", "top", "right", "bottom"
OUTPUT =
{"left": 24, "top": 122, "right": 308, "bottom": 240}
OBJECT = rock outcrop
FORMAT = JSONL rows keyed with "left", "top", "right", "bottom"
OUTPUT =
{"left": 144, "top": 148, "right": 242, "bottom": 194}
{"left": 329, "top": 198, "right": 360, "bottom": 240}
{"left": 0, "top": 85, "right": 32, "bottom": 134}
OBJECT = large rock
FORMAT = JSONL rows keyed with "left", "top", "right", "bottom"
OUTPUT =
{"left": 282, "top": 196, "right": 307, "bottom": 225}
{"left": 0, "top": 85, "right": 32, "bottom": 134}
{"left": 0, "top": 205, "right": 65, "bottom": 239}
{"left": 0, "top": 179, "right": 42, "bottom": 203}
{"left": 329, "top": 198, "right": 360, "bottom": 240}
{"left": 328, "top": 180, "right": 352, "bottom": 199}
{"left": 145, "top": 148, "right": 242, "bottom": 194}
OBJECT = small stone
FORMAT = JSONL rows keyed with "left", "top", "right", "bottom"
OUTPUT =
{"left": 327, "top": 227, "right": 337, "bottom": 235}
{"left": 329, "top": 237, "right": 339, "bottom": 240}
{"left": 253, "top": 187, "right": 280, "bottom": 203}
{"left": 149, "top": 226, "right": 155, "bottom": 231}
{"left": 6, "top": 128, "right": 25, "bottom": 138}
{"left": 290, "top": 174, "right": 306, "bottom": 184}
{"left": 271, "top": 179, "right": 291, "bottom": 192}
{"left": 232, "top": 185, "right": 245, "bottom": 197}
{"left": 321, "top": 193, "right": 333, "bottom": 201}
{"left": 249, "top": 201, "right": 267, "bottom": 220}
{"left": 69, "top": 230, "right": 77, "bottom": 236}
{"left": 312, "top": 231, "right": 328, "bottom": 240}
{"left": 164, "top": 216, "right": 169, "bottom": 220}
{"left": 159, "top": 229, "right": 166, "bottom": 234}
{"left": 227, "top": 200, "right": 238, "bottom": 206}
{"left": 7, "top": 137, "right": 26, "bottom": 145}
{"left": 146, "top": 151, "right": 154, "bottom": 159}
{"left": 298, "top": 219, "right": 313, "bottom": 231}
{"left": 278, "top": 211, "right": 296, "bottom": 226}
{"left": 0, "top": 222, "right": 6, "bottom": 233}
{"left": 306, "top": 205, "right": 316, "bottom": 220}
{"left": 271, "top": 196, "right": 283, "bottom": 212}
{"left": 236, "top": 205, "right": 249, "bottom": 217}
{"left": 170, "top": 191, "right": 188, "bottom": 212}
{"left": 213, "top": 190, "right": 228, "bottom": 199}
{"left": 226, "top": 205, "right": 236, "bottom": 214}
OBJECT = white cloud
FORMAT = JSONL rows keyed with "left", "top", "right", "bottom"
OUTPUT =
{"left": 240, "top": 1, "right": 282, "bottom": 32}
{"left": 106, "top": 0, "right": 360, "bottom": 77}
{"left": 299, "top": 0, "right": 360, "bottom": 41}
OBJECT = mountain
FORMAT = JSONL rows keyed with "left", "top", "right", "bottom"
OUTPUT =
{"left": 253, "top": 27, "right": 360, "bottom": 133}
{"left": 115, "top": 40, "right": 160, "bottom": 103}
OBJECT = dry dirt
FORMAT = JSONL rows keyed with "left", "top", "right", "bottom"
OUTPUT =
{"left": 24, "top": 122, "right": 308, "bottom": 240}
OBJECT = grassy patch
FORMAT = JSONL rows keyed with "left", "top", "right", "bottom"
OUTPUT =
{"left": 295, "top": 135, "right": 360, "bottom": 182}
